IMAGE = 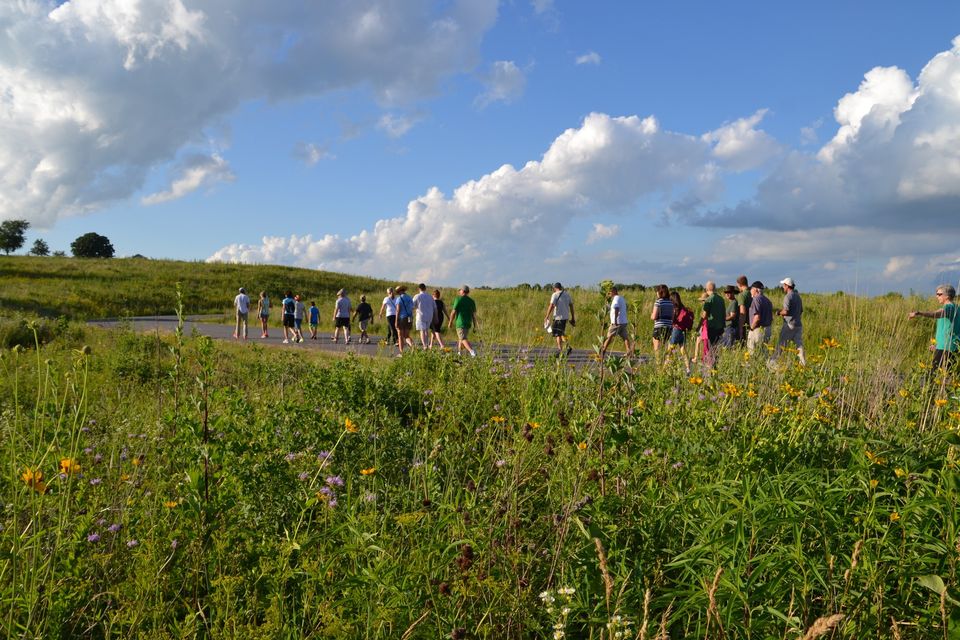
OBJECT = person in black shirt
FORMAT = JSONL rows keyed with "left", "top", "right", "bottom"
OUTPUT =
{"left": 353, "top": 295, "right": 374, "bottom": 344}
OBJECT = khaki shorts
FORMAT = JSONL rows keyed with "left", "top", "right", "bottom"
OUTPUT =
{"left": 607, "top": 324, "right": 629, "bottom": 340}
{"left": 456, "top": 326, "right": 470, "bottom": 341}
{"left": 747, "top": 326, "right": 771, "bottom": 352}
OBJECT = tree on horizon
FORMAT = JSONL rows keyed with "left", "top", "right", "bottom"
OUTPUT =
{"left": 29, "top": 238, "right": 50, "bottom": 256}
{"left": 71, "top": 232, "right": 115, "bottom": 258}
{"left": 0, "top": 219, "right": 30, "bottom": 255}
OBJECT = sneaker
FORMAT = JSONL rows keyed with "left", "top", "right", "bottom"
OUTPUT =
{"left": 346, "top": 337, "right": 351, "bottom": 344}
{"left": 469, "top": 350, "right": 477, "bottom": 357}
{"left": 282, "top": 339, "right": 289, "bottom": 344}
{"left": 566, "top": 346, "right": 573, "bottom": 356}
{"left": 297, "top": 337, "right": 304, "bottom": 343}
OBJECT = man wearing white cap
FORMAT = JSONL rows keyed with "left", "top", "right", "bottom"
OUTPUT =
{"left": 773, "top": 277, "right": 805, "bottom": 366}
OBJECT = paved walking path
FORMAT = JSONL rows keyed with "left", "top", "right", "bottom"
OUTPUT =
{"left": 90, "top": 316, "right": 645, "bottom": 366}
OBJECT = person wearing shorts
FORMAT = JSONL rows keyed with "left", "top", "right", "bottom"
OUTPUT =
{"left": 543, "top": 282, "right": 576, "bottom": 356}
{"left": 308, "top": 301, "right": 320, "bottom": 339}
{"left": 293, "top": 295, "right": 306, "bottom": 343}
{"left": 394, "top": 285, "right": 415, "bottom": 354}
{"left": 353, "top": 295, "right": 374, "bottom": 344}
{"left": 257, "top": 291, "right": 270, "bottom": 338}
{"left": 600, "top": 286, "right": 633, "bottom": 358}
{"left": 281, "top": 291, "right": 296, "bottom": 344}
{"left": 668, "top": 290, "right": 692, "bottom": 374}
{"left": 722, "top": 285, "right": 739, "bottom": 347}
{"left": 747, "top": 282, "right": 773, "bottom": 354}
{"left": 449, "top": 285, "right": 477, "bottom": 357}
{"left": 412, "top": 283, "right": 437, "bottom": 349}
{"left": 332, "top": 289, "right": 352, "bottom": 343}
{"left": 650, "top": 284, "right": 673, "bottom": 363}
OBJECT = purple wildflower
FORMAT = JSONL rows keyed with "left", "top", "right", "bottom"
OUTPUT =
{"left": 364, "top": 492, "right": 377, "bottom": 503}
{"left": 298, "top": 472, "right": 311, "bottom": 482}
{"left": 87, "top": 533, "right": 100, "bottom": 543}
{"left": 328, "top": 498, "right": 338, "bottom": 508}
{"left": 317, "top": 451, "right": 331, "bottom": 462}
{"left": 108, "top": 523, "right": 121, "bottom": 534}
{"left": 424, "top": 389, "right": 434, "bottom": 395}
{"left": 325, "top": 475, "right": 344, "bottom": 487}
{"left": 83, "top": 447, "right": 94, "bottom": 455}
{"left": 127, "top": 539, "right": 139, "bottom": 548}
{"left": 319, "top": 486, "right": 334, "bottom": 497}
{"left": 171, "top": 539, "right": 179, "bottom": 549}
{"left": 672, "top": 461, "right": 684, "bottom": 470}
{"left": 285, "top": 452, "right": 298, "bottom": 462}
{"left": 642, "top": 448, "right": 654, "bottom": 456}
{"left": 89, "top": 478, "right": 102, "bottom": 486}
{"left": 698, "top": 394, "right": 706, "bottom": 401}
{"left": 93, "top": 453, "right": 103, "bottom": 463}
{"left": 665, "top": 399, "right": 673, "bottom": 406}
{"left": 495, "top": 459, "right": 506, "bottom": 468}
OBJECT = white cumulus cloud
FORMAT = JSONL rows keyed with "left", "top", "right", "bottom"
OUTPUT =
{"left": 0, "top": 0, "right": 498, "bottom": 226}
{"left": 209, "top": 112, "right": 716, "bottom": 284}
{"left": 702, "top": 109, "right": 782, "bottom": 171}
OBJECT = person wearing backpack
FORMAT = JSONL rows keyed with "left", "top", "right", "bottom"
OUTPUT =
{"left": 669, "top": 290, "right": 693, "bottom": 375}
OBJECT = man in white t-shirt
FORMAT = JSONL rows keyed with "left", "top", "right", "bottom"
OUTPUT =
{"left": 600, "top": 286, "right": 632, "bottom": 358}
{"left": 233, "top": 287, "right": 250, "bottom": 340}
{"left": 543, "top": 282, "right": 576, "bottom": 356}
{"left": 412, "top": 283, "right": 437, "bottom": 348}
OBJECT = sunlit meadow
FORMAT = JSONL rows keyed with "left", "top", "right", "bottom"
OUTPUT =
{"left": 2, "top": 259, "right": 959, "bottom": 638}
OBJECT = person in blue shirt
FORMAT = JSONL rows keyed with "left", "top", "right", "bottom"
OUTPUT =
{"left": 394, "top": 285, "right": 415, "bottom": 355}
{"left": 309, "top": 301, "right": 320, "bottom": 340}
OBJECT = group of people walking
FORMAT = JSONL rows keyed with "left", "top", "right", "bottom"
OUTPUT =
{"left": 234, "top": 284, "right": 480, "bottom": 356}
{"left": 544, "top": 277, "right": 806, "bottom": 374}
{"left": 233, "top": 277, "right": 960, "bottom": 372}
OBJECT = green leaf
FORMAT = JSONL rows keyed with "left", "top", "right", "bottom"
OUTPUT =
{"left": 918, "top": 574, "right": 946, "bottom": 595}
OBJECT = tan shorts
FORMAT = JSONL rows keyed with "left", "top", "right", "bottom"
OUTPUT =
{"left": 747, "top": 326, "right": 771, "bottom": 352}
{"left": 607, "top": 324, "right": 629, "bottom": 340}
{"left": 456, "top": 327, "right": 470, "bottom": 341}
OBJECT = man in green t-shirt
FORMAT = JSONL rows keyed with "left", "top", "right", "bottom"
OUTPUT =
{"left": 909, "top": 284, "right": 960, "bottom": 371}
{"left": 735, "top": 275, "right": 752, "bottom": 343}
{"left": 449, "top": 285, "right": 478, "bottom": 357}
{"left": 701, "top": 281, "right": 726, "bottom": 349}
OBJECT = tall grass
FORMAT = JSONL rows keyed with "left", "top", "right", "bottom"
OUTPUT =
{"left": 2, "top": 273, "right": 958, "bottom": 637}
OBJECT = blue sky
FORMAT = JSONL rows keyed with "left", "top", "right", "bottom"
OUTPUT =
{"left": 3, "top": 0, "right": 960, "bottom": 293}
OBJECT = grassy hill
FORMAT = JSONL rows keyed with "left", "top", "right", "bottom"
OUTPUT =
{"left": 0, "top": 256, "right": 396, "bottom": 319}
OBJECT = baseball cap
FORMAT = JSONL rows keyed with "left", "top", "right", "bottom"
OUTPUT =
{"left": 750, "top": 281, "right": 764, "bottom": 290}
{"left": 780, "top": 277, "right": 795, "bottom": 287}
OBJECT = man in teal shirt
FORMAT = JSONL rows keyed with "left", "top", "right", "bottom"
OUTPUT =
{"left": 449, "top": 285, "right": 478, "bottom": 357}
{"left": 909, "top": 284, "right": 960, "bottom": 371}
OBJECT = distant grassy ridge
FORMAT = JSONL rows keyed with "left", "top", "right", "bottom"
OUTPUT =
{"left": 0, "top": 256, "right": 395, "bottom": 319}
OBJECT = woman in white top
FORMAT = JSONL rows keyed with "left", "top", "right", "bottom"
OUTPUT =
{"left": 378, "top": 288, "right": 398, "bottom": 346}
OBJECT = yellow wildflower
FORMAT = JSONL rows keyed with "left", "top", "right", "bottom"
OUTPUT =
{"left": 762, "top": 404, "right": 781, "bottom": 416}
{"left": 894, "top": 467, "right": 906, "bottom": 478}
{"left": 131, "top": 455, "right": 144, "bottom": 467}
{"left": 526, "top": 422, "right": 541, "bottom": 429}
{"left": 890, "top": 512, "right": 901, "bottom": 522}
{"left": 490, "top": 416, "right": 506, "bottom": 424}
{"left": 898, "top": 389, "right": 909, "bottom": 399}
{"left": 720, "top": 383, "right": 741, "bottom": 397}
{"left": 935, "top": 399, "right": 948, "bottom": 408}
{"left": 865, "top": 450, "right": 886, "bottom": 465}
{"left": 345, "top": 418, "right": 359, "bottom": 433}
{"left": 164, "top": 500, "right": 178, "bottom": 508}
{"left": 635, "top": 399, "right": 646, "bottom": 410}
{"left": 21, "top": 467, "right": 47, "bottom": 494}
{"left": 360, "top": 467, "right": 376, "bottom": 476}
{"left": 577, "top": 442, "right": 588, "bottom": 451}
{"left": 59, "top": 458, "right": 80, "bottom": 475}
{"left": 688, "top": 376, "right": 703, "bottom": 385}
{"left": 747, "top": 389, "right": 758, "bottom": 398}
{"left": 869, "top": 479, "right": 879, "bottom": 489}
{"left": 820, "top": 337, "right": 840, "bottom": 349}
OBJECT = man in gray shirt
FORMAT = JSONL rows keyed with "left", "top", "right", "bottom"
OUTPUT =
{"left": 747, "top": 281, "right": 773, "bottom": 355}
{"left": 773, "top": 277, "right": 806, "bottom": 366}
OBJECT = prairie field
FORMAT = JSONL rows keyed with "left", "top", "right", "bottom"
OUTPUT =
{"left": 1, "top": 257, "right": 959, "bottom": 638}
